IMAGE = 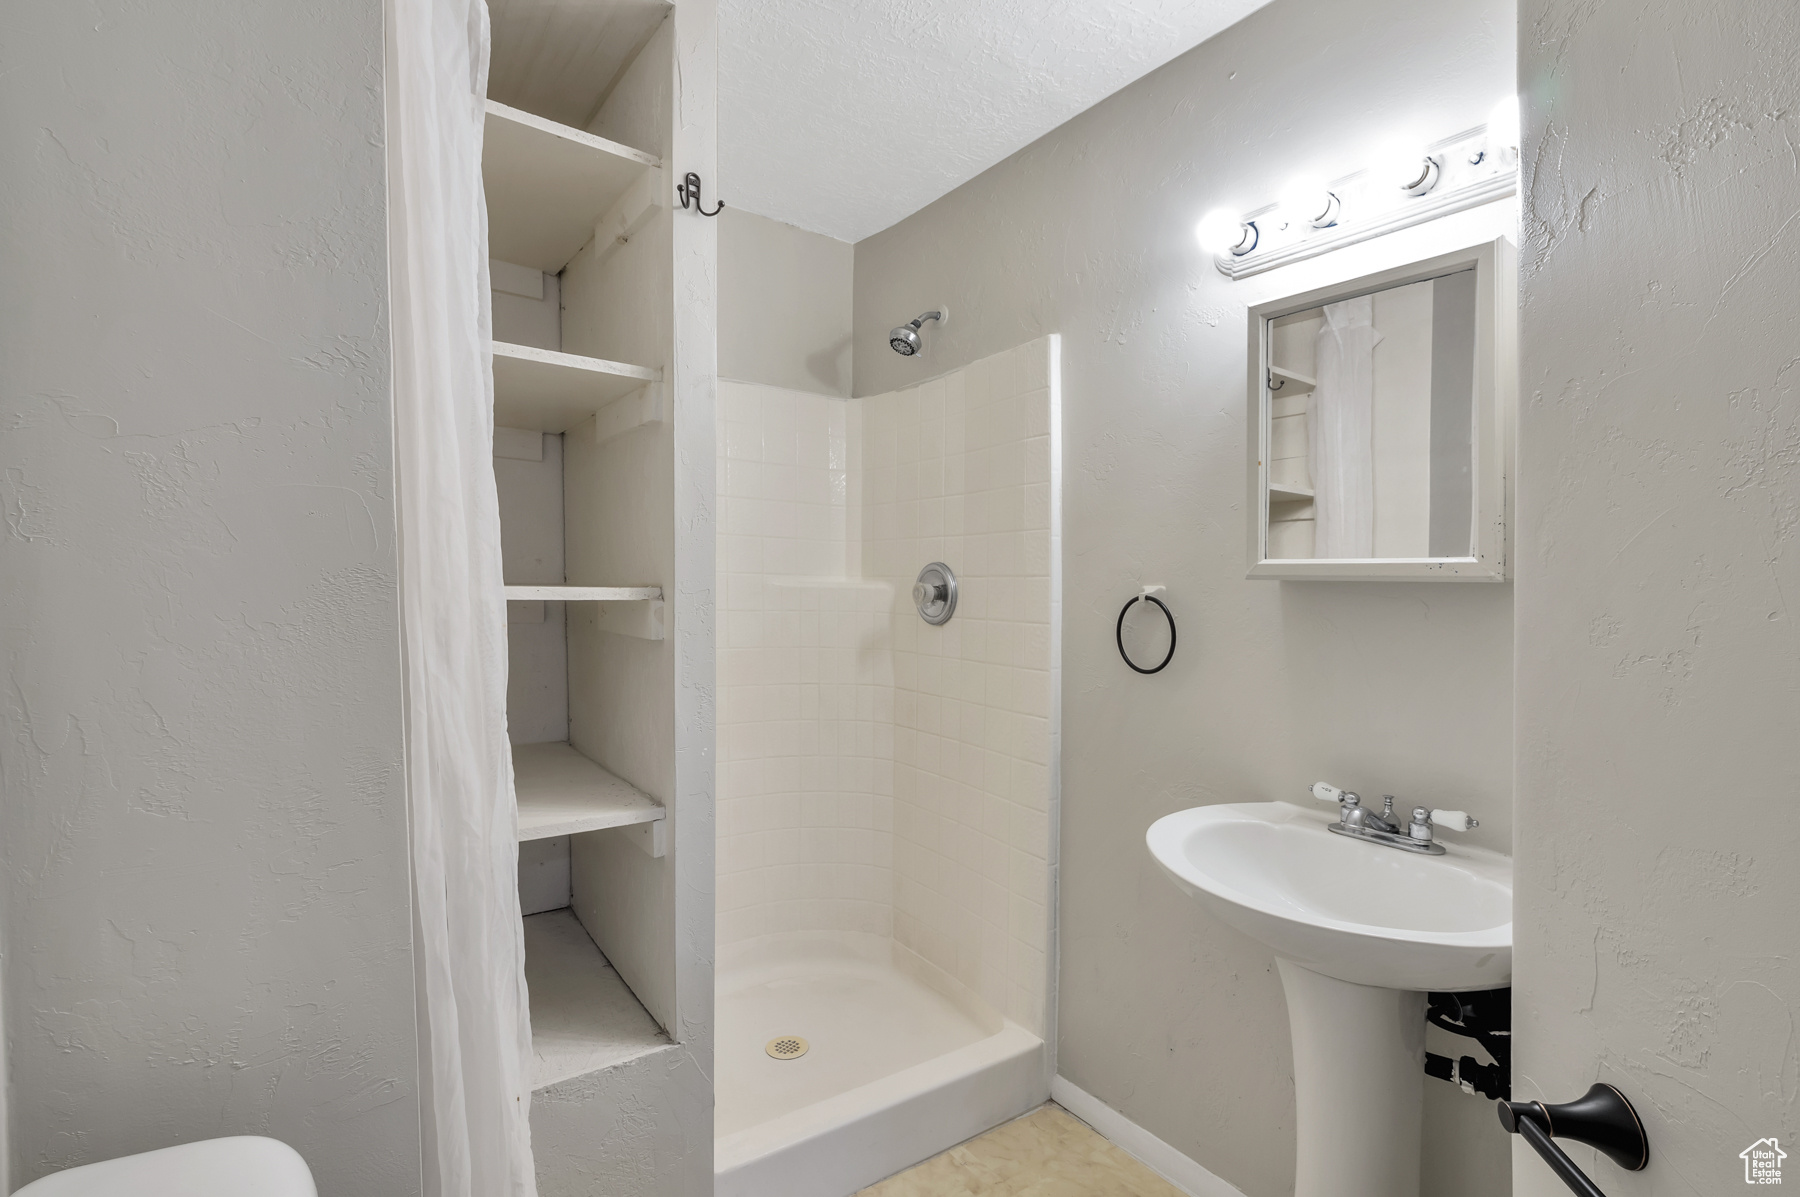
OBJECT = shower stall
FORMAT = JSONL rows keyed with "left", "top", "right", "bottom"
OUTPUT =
{"left": 714, "top": 337, "right": 1062, "bottom": 1196}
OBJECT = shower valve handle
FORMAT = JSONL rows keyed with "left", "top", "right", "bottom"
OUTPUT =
{"left": 912, "top": 562, "right": 957, "bottom": 625}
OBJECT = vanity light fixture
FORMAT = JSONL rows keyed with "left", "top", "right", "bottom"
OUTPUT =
{"left": 1196, "top": 208, "right": 1257, "bottom": 256}
{"left": 1205, "top": 111, "right": 1520, "bottom": 281}
{"left": 1374, "top": 140, "right": 1440, "bottom": 196}
{"left": 1399, "top": 157, "right": 1440, "bottom": 195}
{"left": 1278, "top": 177, "right": 1339, "bottom": 229}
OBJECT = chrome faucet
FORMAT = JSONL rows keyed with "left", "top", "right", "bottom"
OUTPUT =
{"left": 1310, "top": 782, "right": 1477, "bottom": 855}
{"left": 1337, "top": 790, "right": 1399, "bottom": 835}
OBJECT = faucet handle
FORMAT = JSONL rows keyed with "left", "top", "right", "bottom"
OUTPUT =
{"left": 1410, "top": 806, "right": 1478, "bottom": 843}
{"left": 1310, "top": 782, "right": 1359, "bottom": 806}
{"left": 1431, "top": 809, "right": 1478, "bottom": 832}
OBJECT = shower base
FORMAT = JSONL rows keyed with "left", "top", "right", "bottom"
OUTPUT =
{"left": 714, "top": 932, "right": 1045, "bottom": 1197}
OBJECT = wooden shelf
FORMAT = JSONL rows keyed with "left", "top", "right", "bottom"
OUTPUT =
{"left": 1269, "top": 363, "right": 1317, "bottom": 392}
{"left": 525, "top": 909, "right": 668, "bottom": 1089}
{"left": 1269, "top": 483, "right": 1315, "bottom": 502}
{"left": 493, "top": 341, "right": 659, "bottom": 433}
{"left": 483, "top": 100, "right": 661, "bottom": 274}
{"left": 514, "top": 741, "right": 663, "bottom": 840}
{"left": 504, "top": 587, "right": 666, "bottom": 641}
{"left": 503, "top": 585, "right": 661, "bottom": 602}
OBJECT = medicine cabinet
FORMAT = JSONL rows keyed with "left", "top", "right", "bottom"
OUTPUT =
{"left": 1245, "top": 238, "right": 1515, "bottom": 580}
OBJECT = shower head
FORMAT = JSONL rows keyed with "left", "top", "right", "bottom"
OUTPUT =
{"left": 888, "top": 308, "right": 946, "bottom": 356}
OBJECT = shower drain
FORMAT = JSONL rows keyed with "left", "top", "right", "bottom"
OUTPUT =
{"left": 765, "top": 1035, "right": 810, "bottom": 1061}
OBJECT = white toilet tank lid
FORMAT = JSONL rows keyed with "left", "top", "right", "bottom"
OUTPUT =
{"left": 12, "top": 1136, "right": 316, "bottom": 1197}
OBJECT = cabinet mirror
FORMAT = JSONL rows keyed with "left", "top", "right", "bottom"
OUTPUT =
{"left": 1246, "top": 238, "right": 1515, "bottom": 580}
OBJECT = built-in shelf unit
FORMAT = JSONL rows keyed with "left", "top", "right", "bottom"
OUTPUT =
{"left": 483, "top": 1, "right": 715, "bottom": 1192}
{"left": 482, "top": 100, "right": 662, "bottom": 273}
{"left": 503, "top": 585, "right": 661, "bottom": 602}
{"left": 523, "top": 909, "right": 670, "bottom": 1089}
{"left": 492, "top": 341, "right": 661, "bottom": 432}
{"left": 514, "top": 741, "right": 665, "bottom": 840}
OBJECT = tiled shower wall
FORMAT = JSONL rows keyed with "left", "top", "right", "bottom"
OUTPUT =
{"left": 717, "top": 337, "right": 1058, "bottom": 1035}
{"left": 716, "top": 382, "right": 894, "bottom": 945}
{"left": 855, "top": 338, "right": 1057, "bottom": 1035}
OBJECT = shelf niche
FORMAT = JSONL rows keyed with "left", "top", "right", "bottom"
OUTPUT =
{"left": 524, "top": 909, "right": 668, "bottom": 1090}
{"left": 493, "top": 341, "right": 661, "bottom": 436}
{"left": 514, "top": 741, "right": 664, "bottom": 843}
{"left": 483, "top": 100, "right": 660, "bottom": 275}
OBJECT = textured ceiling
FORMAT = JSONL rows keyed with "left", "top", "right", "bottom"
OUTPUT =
{"left": 719, "top": 0, "right": 1275, "bottom": 242}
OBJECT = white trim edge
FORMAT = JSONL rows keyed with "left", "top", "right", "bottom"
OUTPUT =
{"left": 1050, "top": 1076, "right": 1247, "bottom": 1197}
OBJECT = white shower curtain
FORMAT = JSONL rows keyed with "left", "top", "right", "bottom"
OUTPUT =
{"left": 387, "top": 0, "right": 537, "bottom": 1194}
{"left": 1310, "top": 295, "right": 1380, "bottom": 558}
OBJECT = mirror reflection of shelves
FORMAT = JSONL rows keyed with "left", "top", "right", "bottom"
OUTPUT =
{"left": 1267, "top": 392, "right": 1314, "bottom": 504}
{"left": 1268, "top": 362, "right": 1316, "bottom": 393}
{"left": 1266, "top": 378, "right": 1316, "bottom": 556}
{"left": 1262, "top": 309, "right": 1324, "bottom": 565}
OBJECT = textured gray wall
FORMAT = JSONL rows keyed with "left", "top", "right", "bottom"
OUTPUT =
{"left": 1515, "top": 3, "right": 1800, "bottom": 1193}
{"left": 0, "top": 0, "right": 420, "bottom": 1191}
{"left": 852, "top": 0, "right": 1516, "bottom": 1193}
{"left": 718, "top": 208, "right": 854, "bottom": 397}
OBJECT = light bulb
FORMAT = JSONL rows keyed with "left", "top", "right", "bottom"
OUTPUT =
{"left": 1372, "top": 139, "right": 1437, "bottom": 194}
{"left": 1488, "top": 95, "right": 1521, "bottom": 151}
{"left": 1279, "top": 177, "right": 1339, "bottom": 229}
{"left": 1278, "top": 176, "right": 1321, "bottom": 216}
{"left": 1196, "top": 208, "right": 1254, "bottom": 256}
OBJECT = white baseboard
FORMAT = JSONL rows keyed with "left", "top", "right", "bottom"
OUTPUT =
{"left": 1049, "top": 1075, "right": 1247, "bottom": 1197}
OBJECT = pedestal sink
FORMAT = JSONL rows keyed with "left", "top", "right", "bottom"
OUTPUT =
{"left": 1146, "top": 801, "right": 1511, "bottom": 1197}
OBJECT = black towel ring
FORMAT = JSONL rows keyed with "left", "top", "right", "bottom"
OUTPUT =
{"left": 1116, "top": 592, "right": 1176, "bottom": 675}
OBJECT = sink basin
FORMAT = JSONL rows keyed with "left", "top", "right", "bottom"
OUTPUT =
{"left": 1146, "top": 800, "right": 1511, "bottom": 991}
{"left": 1147, "top": 800, "right": 1513, "bottom": 1197}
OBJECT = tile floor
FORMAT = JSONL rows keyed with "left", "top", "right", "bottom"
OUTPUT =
{"left": 857, "top": 1103, "right": 1185, "bottom": 1196}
